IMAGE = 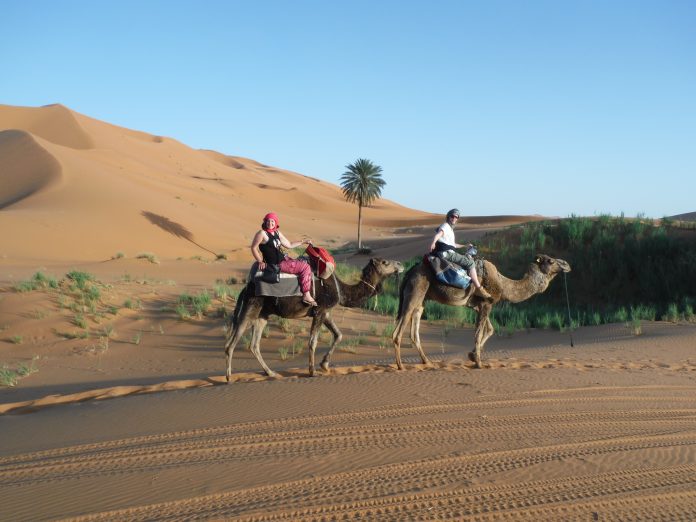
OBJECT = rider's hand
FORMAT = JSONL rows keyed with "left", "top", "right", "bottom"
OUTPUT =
{"left": 258, "top": 261, "right": 266, "bottom": 270}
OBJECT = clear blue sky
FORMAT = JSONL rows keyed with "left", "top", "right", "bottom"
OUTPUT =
{"left": 2, "top": 0, "right": 695, "bottom": 218}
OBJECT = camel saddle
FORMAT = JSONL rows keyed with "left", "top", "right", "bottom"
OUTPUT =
{"left": 425, "top": 254, "right": 482, "bottom": 290}
{"left": 247, "top": 263, "right": 303, "bottom": 297}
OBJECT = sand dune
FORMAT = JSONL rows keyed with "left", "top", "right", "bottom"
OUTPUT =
{"left": 0, "top": 103, "right": 544, "bottom": 264}
{"left": 0, "top": 103, "right": 93, "bottom": 149}
{"left": 0, "top": 129, "right": 62, "bottom": 209}
{"left": 0, "top": 103, "right": 444, "bottom": 262}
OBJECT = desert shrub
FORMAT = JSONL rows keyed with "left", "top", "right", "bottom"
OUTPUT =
{"left": 74, "top": 314, "right": 88, "bottom": 329}
{"left": 177, "top": 291, "right": 212, "bottom": 319}
{"left": 0, "top": 357, "right": 38, "bottom": 387}
{"left": 14, "top": 271, "right": 59, "bottom": 292}
{"left": 630, "top": 304, "right": 656, "bottom": 321}
{"left": 123, "top": 298, "right": 141, "bottom": 310}
{"left": 174, "top": 303, "right": 190, "bottom": 320}
{"left": 663, "top": 303, "right": 681, "bottom": 322}
{"left": 277, "top": 317, "right": 292, "bottom": 333}
{"left": 136, "top": 252, "right": 160, "bottom": 264}
{"left": 612, "top": 308, "right": 629, "bottom": 323}
{"left": 366, "top": 294, "right": 399, "bottom": 316}
{"left": 66, "top": 270, "right": 95, "bottom": 290}
{"left": 214, "top": 283, "right": 234, "bottom": 302}
{"left": 627, "top": 318, "right": 642, "bottom": 336}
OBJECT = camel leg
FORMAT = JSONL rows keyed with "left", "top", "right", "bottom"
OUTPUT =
{"left": 224, "top": 298, "right": 262, "bottom": 382}
{"left": 320, "top": 314, "right": 342, "bottom": 372}
{"left": 307, "top": 312, "right": 325, "bottom": 377}
{"left": 471, "top": 303, "right": 493, "bottom": 369}
{"left": 410, "top": 305, "right": 431, "bottom": 365}
{"left": 248, "top": 317, "right": 278, "bottom": 378}
{"left": 393, "top": 281, "right": 429, "bottom": 371}
{"left": 392, "top": 307, "right": 415, "bottom": 371}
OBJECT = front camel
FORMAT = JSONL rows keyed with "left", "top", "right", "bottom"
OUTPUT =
{"left": 225, "top": 258, "right": 403, "bottom": 381}
{"left": 392, "top": 254, "right": 571, "bottom": 369}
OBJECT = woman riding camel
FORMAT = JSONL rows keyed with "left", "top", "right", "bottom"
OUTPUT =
{"left": 251, "top": 212, "right": 318, "bottom": 306}
{"left": 430, "top": 208, "right": 493, "bottom": 301}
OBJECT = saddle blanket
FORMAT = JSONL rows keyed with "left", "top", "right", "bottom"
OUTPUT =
{"left": 426, "top": 254, "right": 472, "bottom": 289}
{"left": 253, "top": 271, "right": 302, "bottom": 297}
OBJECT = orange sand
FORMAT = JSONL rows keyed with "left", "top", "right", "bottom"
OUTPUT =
{"left": 1, "top": 104, "right": 695, "bottom": 520}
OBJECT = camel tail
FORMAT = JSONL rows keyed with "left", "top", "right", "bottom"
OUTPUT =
{"left": 227, "top": 284, "right": 248, "bottom": 332}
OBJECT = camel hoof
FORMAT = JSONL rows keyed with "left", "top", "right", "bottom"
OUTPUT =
{"left": 308, "top": 368, "right": 316, "bottom": 377}
{"left": 266, "top": 371, "right": 279, "bottom": 379}
{"left": 320, "top": 361, "right": 330, "bottom": 372}
{"left": 467, "top": 351, "right": 483, "bottom": 368}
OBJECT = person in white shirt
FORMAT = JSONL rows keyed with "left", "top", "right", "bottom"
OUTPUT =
{"left": 429, "top": 208, "right": 492, "bottom": 301}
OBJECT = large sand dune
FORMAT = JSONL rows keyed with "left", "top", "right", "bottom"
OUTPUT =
{"left": 1, "top": 103, "right": 546, "bottom": 264}
{"left": 0, "top": 103, "right": 449, "bottom": 263}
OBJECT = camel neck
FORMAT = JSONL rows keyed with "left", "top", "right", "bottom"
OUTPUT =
{"left": 498, "top": 265, "right": 552, "bottom": 303}
{"left": 337, "top": 272, "right": 380, "bottom": 307}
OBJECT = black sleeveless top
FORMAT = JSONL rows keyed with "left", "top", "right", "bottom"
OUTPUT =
{"left": 259, "top": 230, "right": 284, "bottom": 265}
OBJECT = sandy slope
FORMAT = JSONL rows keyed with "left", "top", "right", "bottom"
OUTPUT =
{"left": 0, "top": 103, "right": 546, "bottom": 264}
{"left": 0, "top": 319, "right": 695, "bottom": 520}
{"left": 0, "top": 103, "right": 443, "bottom": 262}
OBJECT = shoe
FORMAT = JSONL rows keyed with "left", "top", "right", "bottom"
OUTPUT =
{"left": 475, "top": 286, "right": 493, "bottom": 302}
{"left": 302, "top": 298, "right": 318, "bottom": 307}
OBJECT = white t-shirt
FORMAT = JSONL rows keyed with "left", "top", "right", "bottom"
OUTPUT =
{"left": 437, "top": 222, "right": 456, "bottom": 247}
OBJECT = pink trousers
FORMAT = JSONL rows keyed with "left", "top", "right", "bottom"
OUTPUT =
{"left": 279, "top": 257, "right": 313, "bottom": 294}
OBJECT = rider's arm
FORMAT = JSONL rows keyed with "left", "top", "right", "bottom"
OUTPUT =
{"left": 251, "top": 230, "right": 266, "bottom": 268}
{"left": 278, "top": 231, "right": 310, "bottom": 249}
{"left": 430, "top": 229, "right": 444, "bottom": 251}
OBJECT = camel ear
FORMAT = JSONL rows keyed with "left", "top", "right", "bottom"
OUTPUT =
{"left": 535, "top": 255, "right": 541, "bottom": 264}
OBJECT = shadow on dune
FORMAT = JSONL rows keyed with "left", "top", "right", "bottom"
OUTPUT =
{"left": 141, "top": 211, "right": 223, "bottom": 258}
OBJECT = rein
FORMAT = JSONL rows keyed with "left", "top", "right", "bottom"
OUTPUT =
{"left": 360, "top": 279, "right": 377, "bottom": 293}
{"left": 563, "top": 271, "right": 575, "bottom": 347}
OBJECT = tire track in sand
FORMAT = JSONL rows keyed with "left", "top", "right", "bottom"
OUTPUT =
{"left": 2, "top": 408, "right": 695, "bottom": 486}
{"left": 61, "top": 435, "right": 696, "bottom": 521}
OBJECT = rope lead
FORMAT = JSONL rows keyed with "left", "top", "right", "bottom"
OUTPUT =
{"left": 563, "top": 271, "right": 575, "bottom": 347}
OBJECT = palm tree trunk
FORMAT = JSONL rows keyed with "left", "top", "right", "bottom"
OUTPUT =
{"left": 357, "top": 203, "right": 363, "bottom": 249}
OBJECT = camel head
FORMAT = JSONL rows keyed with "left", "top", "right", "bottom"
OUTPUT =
{"left": 535, "top": 254, "right": 571, "bottom": 276}
{"left": 368, "top": 257, "right": 405, "bottom": 277}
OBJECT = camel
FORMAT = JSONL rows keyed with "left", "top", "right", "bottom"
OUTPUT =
{"left": 392, "top": 254, "right": 571, "bottom": 369}
{"left": 225, "top": 258, "right": 404, "bottom": 380}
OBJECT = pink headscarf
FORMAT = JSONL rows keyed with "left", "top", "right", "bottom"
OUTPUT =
{"left": 262, "top": 212, "right": 279, "bottom": 233}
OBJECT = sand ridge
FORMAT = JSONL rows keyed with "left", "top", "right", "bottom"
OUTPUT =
{"left": 0, "top": 103, "right": 542, "bottom": 263}
{"left": 2, "top": 356, "right": 696, "bottom": 416}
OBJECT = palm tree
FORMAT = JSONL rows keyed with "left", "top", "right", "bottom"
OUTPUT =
{"left": 340, "top": 158, "right": 386, "bottom": 250}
